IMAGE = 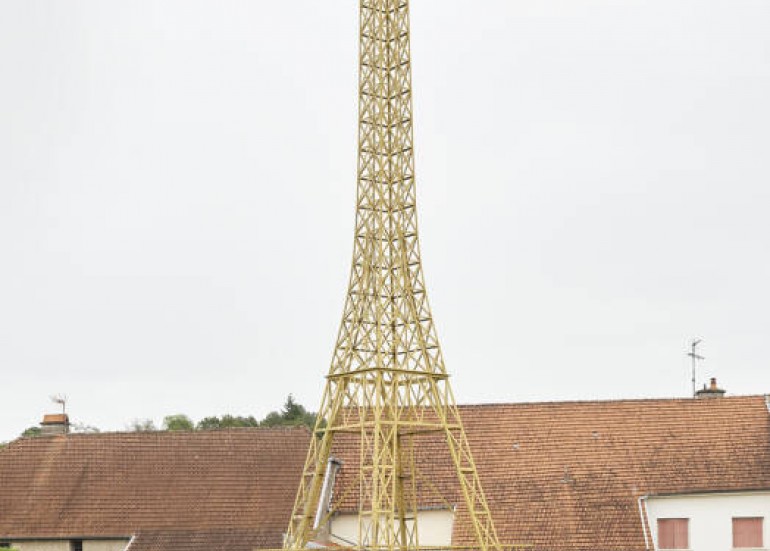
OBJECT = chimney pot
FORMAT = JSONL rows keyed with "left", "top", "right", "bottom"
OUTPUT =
{"left": 695, "top": 377, "right": 726, "bottom": 399}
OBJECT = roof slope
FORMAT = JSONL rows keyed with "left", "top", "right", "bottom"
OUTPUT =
{"left": 0, "top": 427, "right": 310, "bottom": 548}
{"left": 330, "top": 395, "right": 770, "bottom": 551}
{"left": 460, "top": 395, "right": 770, "bottom": 551}
{"left": 1, "top": 396, "right": 768, "bottom": 551}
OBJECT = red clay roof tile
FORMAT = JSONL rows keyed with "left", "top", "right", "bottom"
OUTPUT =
{"left": 0, "top": 427, "right": 310, "bottom": 547}
{"left": 1, "top": 396, "right": 768, "bottom": 551}
{"left": 328, "top": 395, "right": 770, "bottom": 551}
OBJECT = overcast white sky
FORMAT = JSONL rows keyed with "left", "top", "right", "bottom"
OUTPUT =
{"left": 1, "top": 0, "right": 769, "bottom": 442}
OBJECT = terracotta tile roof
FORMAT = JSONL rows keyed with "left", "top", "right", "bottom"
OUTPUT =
{"left": 0, "top": 427, "right": 311, "bottom": 547}
{"left": 1, "top": 396, "right": 768, "bottom": 551}
{"left": 329, "top": 395, "right": 770, "bottom": 551}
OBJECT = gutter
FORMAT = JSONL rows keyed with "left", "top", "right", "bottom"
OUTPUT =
{"left": 638, "top": 495, "right": 651, "bottom": 551}
{"left": 646, "top": 488, "right": 770, "bottom": 498}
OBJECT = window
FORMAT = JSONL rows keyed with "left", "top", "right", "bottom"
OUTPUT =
{"left": 733, "top": 517, "right": 764, "bottom": 548}
{"left": 70, "top": 540, "right": 83, "bottom": 551}
{"left": 658, "top": 518, "right": 689, "bottom": 549}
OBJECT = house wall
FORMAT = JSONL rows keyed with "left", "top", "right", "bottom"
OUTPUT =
{"left": 645, "top": 491, "right": 770, "bottom": 551}
{"left": 84, "top": 540, "right": 129, "bottom": 551}
{"left": 7, "top": 540, "right": 128, "bottom": 551}
{"left": 10, "top": 543, "right": 69, "bottom": 551}
{"left": 329, "top": 509, "right": 454, "bottom": 547}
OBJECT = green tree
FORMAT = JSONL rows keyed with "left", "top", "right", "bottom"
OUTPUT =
{"left": 21, "top": 426, "right": 42, "bottom": 438}
{"left": 196, "top": 414, "right": 259, "bottom": 430}
{"left": 117, "top": 396, "right": 318, "bottom": 433}
{"left": 259, "top": 411, "right": 285, "bottom": 427}
{"left": 163, "top": 414, "right": 194, "bottom": 431}
{"left": 219, "top": 414, "right": 256, "bottom": 428}
{"left": 196, "top": 416, "right": 223, "bottom": 430}
{"left": 259, "top": 395, "right": 316, "bottom": 428}
{"left": 128, "top": 418, "right": 156, "bottom": 432}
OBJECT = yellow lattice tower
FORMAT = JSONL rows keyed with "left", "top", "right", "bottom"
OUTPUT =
{"left": 284, "top": 2, "right": 504, "bottom": 551}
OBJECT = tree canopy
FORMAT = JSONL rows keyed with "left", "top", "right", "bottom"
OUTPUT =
{"left": 163, "top": 414, "right": 195, "bottom": 431}
{"left": 196, "top": 396, "right": 317, "bottom": 430}
{"left": 127, "top": 395, "right": 316, "bottom": 432}
{"left": 128, "top": 418, "right": 157, "bottom": 432}
{"left": 259, "top": 395, "right": 316, "bottom": 428}
{"left": 14, "top": 395, "right": 316, "bottom": 438}
{"left": 21, "top": 426, "right": 43, "bottom": 438}
{"left": 197, "top": 414, "right": 259, "bottom": 430}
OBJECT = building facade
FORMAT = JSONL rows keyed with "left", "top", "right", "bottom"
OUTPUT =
{"left": 645, "top": 491, "right": 769, "bottom": 551}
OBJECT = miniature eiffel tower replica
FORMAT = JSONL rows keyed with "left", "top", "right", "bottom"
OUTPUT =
{"left": 284, "top": 2, "right": 504, "bottom": 551}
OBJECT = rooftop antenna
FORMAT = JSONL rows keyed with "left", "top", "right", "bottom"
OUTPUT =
{"left": 687, "top": 339, "right": 705, "bottom": 397}
{"left": 50, "top": 394, "right": 67, "bottom": 414}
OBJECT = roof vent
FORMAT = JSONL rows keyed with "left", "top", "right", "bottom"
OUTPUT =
{"left": 695, "top": 377, "right": 726, "bottom": 399}
{"left": 40, "top": 413, "right": 70, "bottom": 435}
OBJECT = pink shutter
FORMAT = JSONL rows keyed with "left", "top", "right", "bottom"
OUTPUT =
{"left": 658, "top": 519, "right": 689, "bottom": 549}
{"left": 733, "top": 518, "right": 763, "bottom": 548}
{"left": 673, "top": 519, "right": 689, "bottom": 549}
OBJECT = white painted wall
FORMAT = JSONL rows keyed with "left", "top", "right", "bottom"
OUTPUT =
{"left": 645, "top": 491, "right": 770, "bottom": 551}
{"left": 84, "top": 540, "right": 130, "bottom": 551}
{"left": 6, "top": 540, "right": 128, "bottom": 551}
{"left": 330, "top": 509, "right": 454, "bottom": 547}
{"left": 11, "top": 542, "right": 69, "bottom": 551}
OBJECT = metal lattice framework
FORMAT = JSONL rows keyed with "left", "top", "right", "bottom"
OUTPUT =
{"left": 284, "top": 2, "right": 504, "bottom": 551}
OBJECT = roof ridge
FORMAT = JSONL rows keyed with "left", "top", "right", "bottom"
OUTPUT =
{"left": 455, "top": 394, "right": 767, "bottom": 408}
{"left": 4, "top": 425, "right": 312, "bottom": 445}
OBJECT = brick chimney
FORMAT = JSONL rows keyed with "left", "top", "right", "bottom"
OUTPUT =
{"left": 40, "top": 413, "right": 70, "bottom": 435}
{"left": 695, "top": 377, "right": 726, "bottom": 399}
